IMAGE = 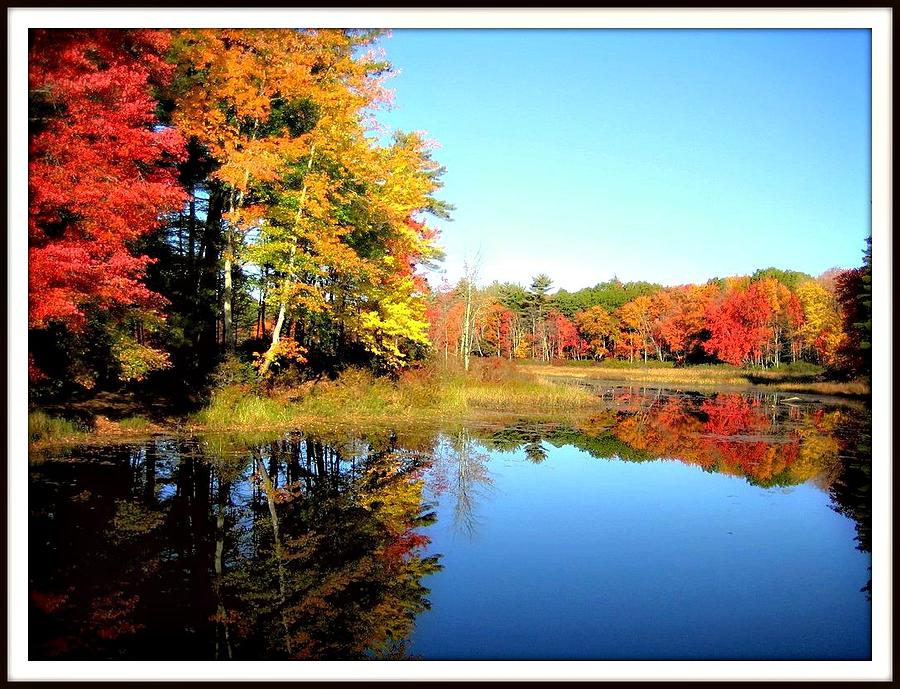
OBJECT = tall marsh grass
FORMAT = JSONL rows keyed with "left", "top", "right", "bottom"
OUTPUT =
{"left": 528, "top": 360, "right": 868, "bottom": 396}
{"left": 28, "top": 410, "right": 87, "bottom": 443}
{"left": 195, "top": 385, "right": 297, "bottom": 430}
{"left": 194, "top": 358, "right": 603, "bottom": 430}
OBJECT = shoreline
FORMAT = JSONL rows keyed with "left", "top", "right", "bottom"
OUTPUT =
{"left": 527, "top": 363, "right": 870, "bottom": 399}
{"left": 28, "top": 365, "right": 869, "bottom": 451}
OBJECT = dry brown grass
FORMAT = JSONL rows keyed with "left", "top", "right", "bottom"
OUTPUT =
{"left": 770, "top": 380, "right": 871, "bottom": 396}
{"left": 529, "top": 363, "right": 870, "bottom": 397}
{"left": 528, "top": 364, "right": 749, "bottom": 387}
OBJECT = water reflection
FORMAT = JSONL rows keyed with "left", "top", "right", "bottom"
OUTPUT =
{"left": 428, "top": 429, "right": 493, "bottom": 539}
{"left": 473, "top": 391, "right": 871, "bottom": 562}
{"left": 30, "top": 433, "right": 441, "bottom": 659}
{"left": 29, "top": 389, "right": 871, "bottom": 660}
{"left": 479, "top": 392, "right": 852, "bottom": 488}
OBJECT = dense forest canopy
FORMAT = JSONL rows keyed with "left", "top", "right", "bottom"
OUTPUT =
{"left": 27, "top": 28, "right": 872, "bottom": 402}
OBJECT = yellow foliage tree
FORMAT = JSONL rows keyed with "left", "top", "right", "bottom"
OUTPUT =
{"left": 796, "top": 279, "right": 846, "bottom": 365}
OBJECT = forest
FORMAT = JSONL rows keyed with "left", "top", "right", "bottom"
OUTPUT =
{"left": 427, "top": 264, "right": 871, "bottom": 372}
{"left": 28, "top": 28, "right": 872, "bottom": 412}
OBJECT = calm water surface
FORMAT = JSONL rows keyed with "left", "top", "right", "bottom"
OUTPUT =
{"left": 29, "top": 389, "right": 871, "bottom": 660}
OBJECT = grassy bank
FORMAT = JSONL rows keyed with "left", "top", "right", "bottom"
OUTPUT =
{"left": 525, "top": 361, "right": 870, "bottom": 397}
{"left": 28, "top": 410, "right": 166, "bottom": 450}
{"left": 29, "top": 410, "right": 89, "bottom": 444}
{"left": 28, "top": 362, "right": 599, "bottom": 445}
{"left": 193, "top": 364, "right": 601, "bottom": 432}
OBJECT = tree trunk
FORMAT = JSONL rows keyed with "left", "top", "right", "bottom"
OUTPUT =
{"left": 257, "top": 282, "right": 266, "bottom": 339}
{"left": 462, "top": 280, "right": 473, "bottom": 372}
{"left": 223, "top": 244, "right": 233, "bottom": 352}
{"left": 774, "top": 328, "right": 781, "bottom": 368}
{"left": 187, "top": 190, "right": 197, "bottom": 266}
{"left": 258, "top": 145, "right": 316, "bottom": 377}
{"left": 222, "top": 180, "right": 244, "bottom": 355}
{"left": 197, "top": 185, "right": 226, "bottom": 353}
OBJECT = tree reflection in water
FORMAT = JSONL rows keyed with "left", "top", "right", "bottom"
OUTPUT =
{"left": 427, "top": 428, "right": 493, "bottom": 539}
{"left": 824, "top": 411, "right": 872, "bottom": 599}
{"left": 29, "top": 432, "right": 442, "bottom": 659}
{"left": 29, "top": 390, "right": 871, "bottom": 659}
{"left": 472, "top": 390, "right": 872, "bottom": 599}
{"left": 476, "top": 391, "right": 853, "bottom": 488}
{"left": 230, "top": 435, "right": 441, "bottom": 659}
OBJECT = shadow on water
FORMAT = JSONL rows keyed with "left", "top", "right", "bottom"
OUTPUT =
{"left": 29, "top": 389, "right": 871, "bottom": 660}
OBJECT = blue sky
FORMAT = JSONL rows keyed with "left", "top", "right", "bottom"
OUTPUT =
{"left": 372, "top": 29, "right": 871, "bottom": 291}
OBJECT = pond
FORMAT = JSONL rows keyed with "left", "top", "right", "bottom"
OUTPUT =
{"left": 29, "top": 388, "right": 872, "bottom": 660}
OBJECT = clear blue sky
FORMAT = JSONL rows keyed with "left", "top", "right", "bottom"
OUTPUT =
{"left": 373, "top": 29, "right": 871, "bottom": 291}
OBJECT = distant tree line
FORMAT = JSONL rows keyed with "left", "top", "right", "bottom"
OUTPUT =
{"left": 428, "top": 250, "right": 872, "bottom": 377}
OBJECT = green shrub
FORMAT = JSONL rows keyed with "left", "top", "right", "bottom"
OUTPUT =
{"left": 111, "top": 336, "right": 171, "bottom": 382}
{"left": 210, "top": 356, "right": 258, "bottom": 389}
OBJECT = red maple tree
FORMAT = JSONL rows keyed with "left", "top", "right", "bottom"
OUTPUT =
{"left": 29, "top": 29, "right": 186, "bottom": 330}
{"left": 703, "top": 283, "right": 772, "bottom": 366}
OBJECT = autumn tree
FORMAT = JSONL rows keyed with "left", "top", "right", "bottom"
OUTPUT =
{"left": 615, "top": 295, "right": 656, "bottom": 363}
{"left": 833, "top": 238, "right": 872, "bottom": 377}
{"left": 479, "top": 301, "right": 516, "bottom": 359}
{"left": 170, "top": 28, "right": 332, "bottom": 352}
{"left": 703, "top": 283, "right": 772, "bottom": 367}
{"left": 169, "top": 29, "right": 449, "bottom": 374}
{"left": 426, "top": 280, "right": 461, "bottom": 364}
{"left": 251, "top": 55, "right": 447, "bottom": 373}
{"left": 574, "top": 306, "right": 617, "bottom": 360}
{"left": 325, "top": 131, "right": 448, "bottom": 372}
{"left": 29, "top": 29, "right": 186, "bottom": 386}
{"left": 651, "top": 284, "right": 716, "bottom": 363}
{"left": 546, "top": 310, "right": 582, "bottom": 360}
{"left": 752, "top": 277, "right": 804, "bottom": 367}
{"left": 795, "top": 278, "right": 844, "bottom": 365}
